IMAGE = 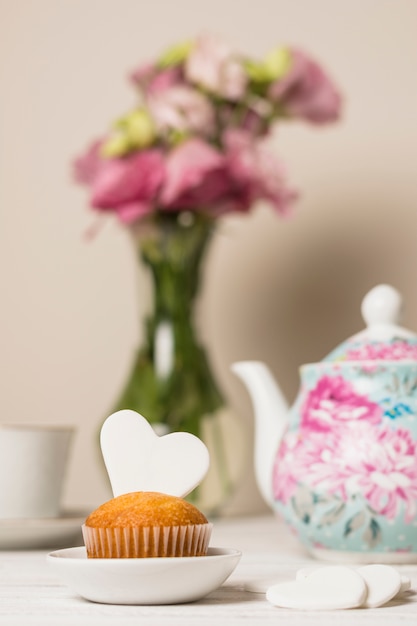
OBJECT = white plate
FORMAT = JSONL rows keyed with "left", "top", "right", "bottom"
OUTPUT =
{"left": 0, "top": 511, "right": 85, "bottom": 550}
{"left": 47, "top": 546, "right": 242, "bottom": 605}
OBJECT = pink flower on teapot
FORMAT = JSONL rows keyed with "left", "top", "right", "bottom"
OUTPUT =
{"left": 300, "top": 375, "right": 382, "bottom": 433}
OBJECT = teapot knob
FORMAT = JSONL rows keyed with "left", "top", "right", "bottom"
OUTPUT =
{"left": 361, "top": 284, "right": 403, "bottom": 327}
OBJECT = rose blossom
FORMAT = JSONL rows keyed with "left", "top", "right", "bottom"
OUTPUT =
{"left": 269, "top": 49, "right": 341, "bottom": 124}
{"left": 73, "top": 140, "right": 104, "bottom": 185}
{"left": 148, "top": 86, "right": 215, "bottom": 136}
{"left": 159, "top": 138, "right": 230, "bottom": 209}
{"left": 160, "top": 131, "right": 296, "bottom": 215}
{"left": 130, "top": 63, "right": 184, "bottom": 95}
{"left": 89, "top": 149, "right": 165, "bottom": 222}
{"left": 185, "top": 34, "right": 247, "bottom": 100}
{"left": 223, "top": 129, "right": 297, "bottom": 214}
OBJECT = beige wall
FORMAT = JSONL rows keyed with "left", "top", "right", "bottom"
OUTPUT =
{"left": 1, "top": 0, "right": 417, "bottom": 515}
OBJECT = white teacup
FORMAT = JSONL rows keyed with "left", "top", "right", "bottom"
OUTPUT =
{"left": 0, "top": 424, "right": 74, "bottom": 519}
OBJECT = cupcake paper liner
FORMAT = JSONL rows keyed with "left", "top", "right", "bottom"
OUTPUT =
{"left": 82, "top": 522, "right": 213, "bottom": 558}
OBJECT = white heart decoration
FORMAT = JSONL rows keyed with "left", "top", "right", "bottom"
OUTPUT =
{"left": 100, "top": 410, "right": 210, "bottom": 498}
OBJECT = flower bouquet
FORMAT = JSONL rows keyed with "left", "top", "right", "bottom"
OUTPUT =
{"left": 74, "top": 34, "right": 341, "bottom": 511}
{"left": 76, "top": 34, "right": 340, "bottom": 223}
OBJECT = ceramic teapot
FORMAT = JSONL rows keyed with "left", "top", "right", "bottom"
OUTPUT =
{"left": 233, "top": 285, "right": 417, "bottom": 563}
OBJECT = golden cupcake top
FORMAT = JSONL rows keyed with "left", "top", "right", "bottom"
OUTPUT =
{"left": 85, "top": 491, "right": 208, "bottom": 529}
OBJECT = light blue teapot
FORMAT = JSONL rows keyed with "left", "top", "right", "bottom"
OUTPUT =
{"left": 233, "top": 285, "right": 417, "bottom": 563}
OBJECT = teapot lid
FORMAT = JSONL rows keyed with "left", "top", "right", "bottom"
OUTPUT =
{"left": 323, "top": 284, "right": 417, "bottom": 361}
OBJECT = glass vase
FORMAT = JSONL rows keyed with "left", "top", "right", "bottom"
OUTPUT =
{"left": 111, "top": 211, "right": 244, "bottom": 515}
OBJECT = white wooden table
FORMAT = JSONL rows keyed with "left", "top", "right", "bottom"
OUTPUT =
{"left": 0, "top": 515, "right": 416, "bottom": 625}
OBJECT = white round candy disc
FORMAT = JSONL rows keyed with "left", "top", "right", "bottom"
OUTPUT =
{"left": 266, "top": 566, "right": 367, "bottom": 610}
{"left": 357, "top": 564, "right": 402, "bottom": 608}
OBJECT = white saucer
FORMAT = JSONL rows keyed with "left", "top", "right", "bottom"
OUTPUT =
{"left": 0, "top": 511, "right": 85, "bottom": 550}
{"left": 47, "top": 546, "right": 242, "bottom": 605}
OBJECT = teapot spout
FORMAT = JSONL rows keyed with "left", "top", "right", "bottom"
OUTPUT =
{"left": 232, "top": 361, "right": 288, "bottom": 509}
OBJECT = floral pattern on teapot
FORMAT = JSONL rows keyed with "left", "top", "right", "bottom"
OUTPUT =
{"left": 272, "top": 363, "right": 417, "bottom": 555}
{"left": 326, "top": 337, "right": 417, "bottom": 362}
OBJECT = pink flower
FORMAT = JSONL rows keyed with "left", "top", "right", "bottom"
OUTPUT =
{"left": 241, "top": 109, "right": 268, "bottom": 136}
{"left": 150, "top": 127, "right": 291, "bottom": 215}
{"left": 269, "top": 49, "right": 341, "bottom": 124}
{"left": 73, "top": 140, "right": 104, "bottom": 185}
{"left": 185, "top": 34, "right": 247, "bottom": 100}
{"left": 160, "top": 138, "right": 230, "bottom": 209}
{"left": 313, "top": 424, "right": 417, "bottom": 523}
{"left": 301, "top": 375, "right": 382, "bottom": 432}
{"left": 354, "top": 426, "right": 417, "bottom": 522}
{"left": 274, "top": 422, "right": 417, "bottom": 524}
{"left": 345, "top": 340, "right": 417, "bottom": 361}
{"left": 90, "top": 150, "right": 165, "bottom": 223}
{"left": 130, "top": 63, "right": 183, "bottom": 95}
{"left": 223, "top": 129, "right": 297, "bottom": 214}
{"left": 130, "top": 62, "right": 154, "bottom": 85}
{"left": 148, "top": 86, "right": 215, "bottom": 136}
{"left": 273, "top": 429, "right": 347, "bottom": 503}
{"left": 160, "top": 132, "right": 296, "bottom": 215}
{"left": 217, "top": 105, "right": 268, "bottom": 138}
{"left": 272, "top": 431, "right": 306, "bottom": 503}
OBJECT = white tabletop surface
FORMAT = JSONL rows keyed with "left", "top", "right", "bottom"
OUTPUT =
{"left": 0, "top": 514, "right": 416, "bottom": 625}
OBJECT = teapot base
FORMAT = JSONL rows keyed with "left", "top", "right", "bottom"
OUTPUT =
{"left": 310, "top": 547, "right": 417, "bottom": 565}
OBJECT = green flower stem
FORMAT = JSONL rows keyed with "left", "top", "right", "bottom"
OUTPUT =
{"left": 112, "top": 212, "right": 225, "bottom": 441}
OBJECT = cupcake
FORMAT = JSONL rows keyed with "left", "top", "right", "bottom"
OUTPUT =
{"left": 82, "top": 491, "right": 212, "bottom": 558}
